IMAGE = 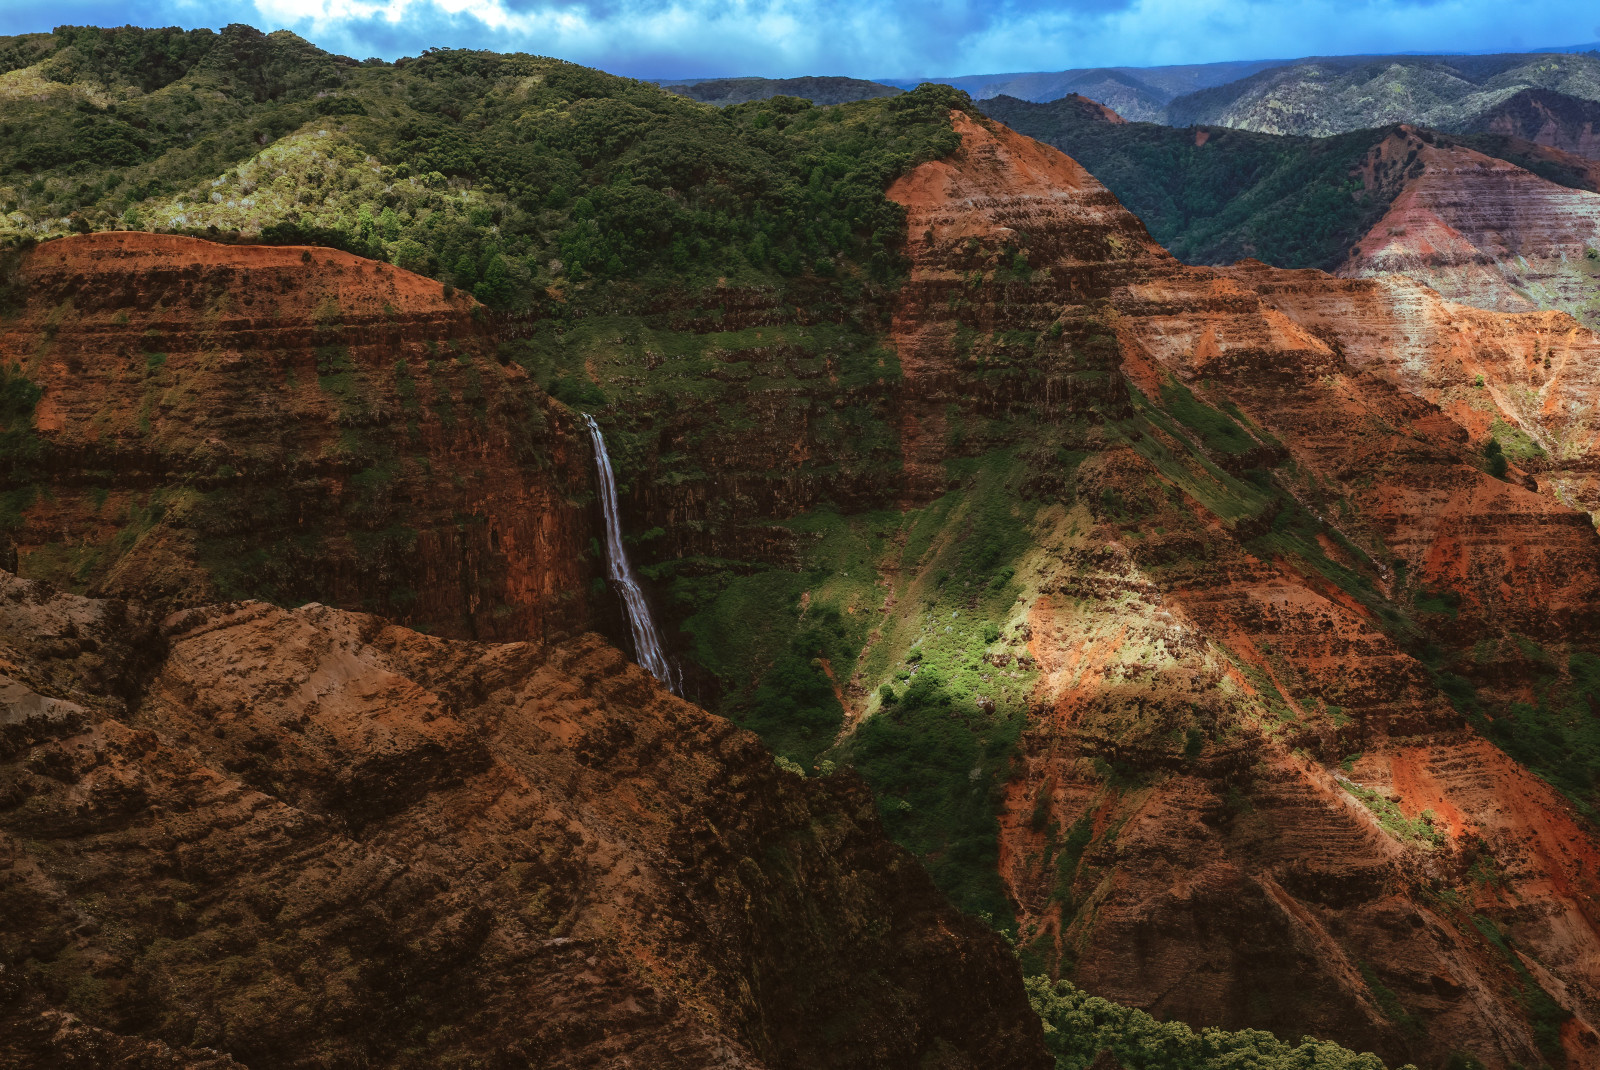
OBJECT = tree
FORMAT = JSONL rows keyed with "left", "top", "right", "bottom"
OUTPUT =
{"left": 1485, "top": 438, "right": 1508, "bottom": 479}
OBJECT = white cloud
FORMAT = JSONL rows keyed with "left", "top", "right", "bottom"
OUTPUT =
{"left": 6, "top": 0, "right": 1596, "bottom": 79}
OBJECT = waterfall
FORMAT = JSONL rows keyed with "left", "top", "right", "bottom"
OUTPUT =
{"left": 582, "top": 414, "right": 681, "bottom": 695}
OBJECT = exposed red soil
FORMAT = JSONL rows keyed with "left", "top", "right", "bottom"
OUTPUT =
{"left": 0, "top": 572, "right": 1049, "bottom": 1069}
{"left": 888, "top": 111, "right": 1600, "bottom": 1069}
{"left": 0, "top": 231, "right": 596, "bottom": 642}
{"left": 1339, "top": 129, "right": 1600, "bottom": 329}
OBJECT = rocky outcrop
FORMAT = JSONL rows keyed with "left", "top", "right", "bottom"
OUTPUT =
{"left": 886, "top": 110, "right": 1168, "bottom": 500}
{"left": 882, "top": 111, "right": 1600, "bottom": 1069}
{"left": 0, "top": 570, "right": 1049, "bottom": 1069}
{"left": 0, "top": 232, "right": 597, "bottom": 642}
{"left": 1465, "top": 88, "right": 1600, "bottom": 161}
{"left": 1339, "top": 128, "right": 1600, "bottom": 330}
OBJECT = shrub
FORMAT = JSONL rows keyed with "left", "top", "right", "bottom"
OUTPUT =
{"left": 1484, "top": 438, "right": 1507, "bottom": 479}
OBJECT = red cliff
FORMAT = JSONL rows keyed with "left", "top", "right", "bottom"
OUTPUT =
{"left": 0, "top": 232, "right": 595, "bottom": 642}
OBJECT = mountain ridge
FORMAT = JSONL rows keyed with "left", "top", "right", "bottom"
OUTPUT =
{"left": 7, "top": 26, "right": 1600, "bottom": 1069}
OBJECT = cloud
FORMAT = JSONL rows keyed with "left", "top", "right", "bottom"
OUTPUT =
{"left": 1, "top": 0, "right": 1598, "bottom": 79}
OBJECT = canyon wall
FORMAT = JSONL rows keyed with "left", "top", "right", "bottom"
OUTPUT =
{"left": 1340, "top": 128, "right": 1600, "bottom": 330}
{"left": 880, "top": 112, "right": 1600, "bottom": 1069}
{"left": 0, "top": 232, "right": 596, "bottom": 642}
{"left": 7, "top": 100, "right": 1600, "bottom": 1070}
{"left": 0, "top": 571, "right": 1048, "bottom": 1068}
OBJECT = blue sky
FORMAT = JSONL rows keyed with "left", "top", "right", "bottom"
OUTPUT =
{"left": 2, "top": 0, "right": 1598, "bottom": 81}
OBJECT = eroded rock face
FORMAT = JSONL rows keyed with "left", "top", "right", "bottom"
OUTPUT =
{"left": 886, "top": 109, "right": 1168, "bottom": 502}
{"left": 1338, "top": 129, "right": 1600, "bottom": 329}
{"left": 0, "top": 232, "right": 595, "bottom": 642}
{"left": 1467, "top": 88, "right": 1600, "bottom": 162}
{"left": 885, "top": 112, "right": 1600, "bottom": 1069}
{"left": 1241, "top": 262, "right": 1600, "bottom": 526}
{"left": 0, "top": 572, "right": 1048, "bottom": 1069}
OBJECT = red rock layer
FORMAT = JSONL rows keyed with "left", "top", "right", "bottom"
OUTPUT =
{"left": 0, "top": 571, "right": 1049, "bottom": 1069}
{"left": 886, "top": 109, "right": 1168, "bottom": 501}
{"left": 0, "top": 232, "right": 595, "bottom": 642}
{"left": 888, "top": 112, "right": 1600, "bottom": 1069}
{"left": 1339, "top": 129, "right": 1600, "bottom": 329}
{"left": 1240, "top": 264, "right": 1600, "bottom": 525}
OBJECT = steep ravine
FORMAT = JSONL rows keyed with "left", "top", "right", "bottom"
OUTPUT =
{"left": 9, "top": 98, "right": 1600, "bottom": 1070}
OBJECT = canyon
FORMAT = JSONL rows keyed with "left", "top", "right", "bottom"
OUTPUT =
{"left": 4, "top": 66, "right": 1600, "bottom": 1069}
{"left": 878, "top": 112, "right": 1600, "bottom": 1067}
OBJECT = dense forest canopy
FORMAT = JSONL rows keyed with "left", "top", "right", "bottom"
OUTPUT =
{"left": 0, "top": 24, "right": 966, "bottom": 305}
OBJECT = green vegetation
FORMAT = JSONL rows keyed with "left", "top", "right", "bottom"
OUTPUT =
{"left": 1356, "top": 961, "right": 1425, "bottom": 1040}
{"left": 980, "top": 92, "right": 1600, "bottom": 275}
{"left": 1026, "top": 975, "right": 1416, "bottom": 1070}
{"left": 665, "top": 451, "right": 1039, "bottom": 921}
{"left": 1158, "top": 378, "right": 1259, "bottom": 455}
{"left": 1471, "top": 915, "right": 1573, "bottom": 1066}
{"left": 1483, "top": 437, "right": 1508, "bottom": 479}
{"left": 1443, "top": 645, "right": 1600, "bottom": 820}
{"left": 979, "top": 96, "right": 1403, "bottom": 270}
{"left": 0, "top": 25, "right": 965, "bottom": 301}
{"left": 664, "top": 75, "right": 901, "bottom": 108}
{"left": 0, "top": 362, "right": 44, "bottom": 529}
{"left": 848, "top": 666, "right": 1026, "bottom": 922}
{"left": 835, "top": 452, "right": 1037, "bottom": 923}
{"left": 1339, "top": 780, "right": 1446, "bottom": 849}
{"left": 1489, "top": 417, "right": 1546, "bottom": 464}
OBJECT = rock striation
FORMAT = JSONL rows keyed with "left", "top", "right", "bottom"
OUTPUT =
{"left": 1339, "top": 128, "right": 1600, "bottom": 329}
{"left": 884, "top": 111, "right": 1600, "bottom": 1069}
{"left": 0, "top": 570, "right": 1049, "bottom": 1068}
{"left": 1464, "top": 87, "right": 1600, "bottom": 161}
{"left": 0, "top": 232, "right": 596, "bottom": 642}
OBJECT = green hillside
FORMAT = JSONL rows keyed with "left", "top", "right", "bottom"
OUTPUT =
{"left": 982, "top": 93, "right": 1600, "bottom": 272}
{"left": 0, "top": 24, "right": 960, "bottom": 302}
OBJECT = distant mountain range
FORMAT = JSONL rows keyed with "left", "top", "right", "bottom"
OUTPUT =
{"left": 661, "top": 75, "right": 900, "bottom": 106}
{"left": 663, "top": 50, "right": 1600, "bottom": 153}
{"left": 878, "top": 60, "right": 1288, "bottom": 121}
{"left": 1164, "top": 52, "right": 1600, "bottom": 136}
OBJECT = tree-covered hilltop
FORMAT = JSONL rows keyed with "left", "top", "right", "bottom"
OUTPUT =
{"left": 663, "top": 75, "right": 902, "bottom": 107}
{"left": 0, "top": 24, "right": 964, "bottom": 304}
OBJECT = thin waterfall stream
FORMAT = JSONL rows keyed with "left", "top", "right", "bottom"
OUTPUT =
{"left": 582, "top": 414, "right": 681, "bottom": 695}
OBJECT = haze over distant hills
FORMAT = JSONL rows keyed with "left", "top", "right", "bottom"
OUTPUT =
{"left": 662, "top": 75, "right": 901, "bottom": 106}
{"left": 668, "top": 48, "right": 1600, "bottom": 143}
